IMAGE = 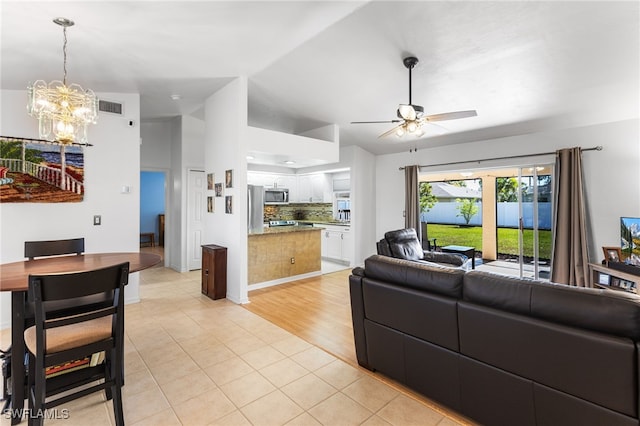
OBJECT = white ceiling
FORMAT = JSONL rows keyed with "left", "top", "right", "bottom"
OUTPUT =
{"left": 2, "top": 1, "right": 638, "bottom": 158}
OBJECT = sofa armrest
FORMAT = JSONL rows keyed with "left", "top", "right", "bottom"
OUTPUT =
{"left": 352, "top": 266, "right": 365, "bottom": 277}
{"left": 349, "top": 274, "right": 373, "bottom": 370}
{"left": 422, "top": 251, "right": 468, "bottom": 267}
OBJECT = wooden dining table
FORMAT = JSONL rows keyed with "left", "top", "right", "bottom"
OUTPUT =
{"left": 0, "top": 252, "right": 161, "bottom": 425}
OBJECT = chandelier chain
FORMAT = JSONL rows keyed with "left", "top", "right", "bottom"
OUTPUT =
{"left": 62, "top": 26, "right": 68, "bottom": 85}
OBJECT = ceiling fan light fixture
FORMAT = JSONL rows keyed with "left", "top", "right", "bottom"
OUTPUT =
{"left": 395, "top": 126, "right": 405, "bottom": 137}
{"left": 406, "top": 121, "right": 418, "bottom": 133}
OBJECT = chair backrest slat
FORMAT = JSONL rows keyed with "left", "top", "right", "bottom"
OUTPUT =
{"left": 25, "top": 238, "right": 85, "bottom": 260}
{"left": 31, "top": 264, "right": 128, "bottom": 302}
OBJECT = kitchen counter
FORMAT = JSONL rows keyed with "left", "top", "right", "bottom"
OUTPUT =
{"left": 248, "top": 227, "right": 321, "bottom": 285}
{"left": 248, "top": 225, "right": 321, "bottom": 235}
{"left": 298, "top": 220, "right": 351, "bottom": 227}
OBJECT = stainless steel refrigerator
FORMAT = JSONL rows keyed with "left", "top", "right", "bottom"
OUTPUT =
{"left": 247, "top": 185, "right": 264, "bottom": 233}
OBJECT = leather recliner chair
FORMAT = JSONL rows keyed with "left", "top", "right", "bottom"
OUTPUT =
{"left": 377, "top": 228, "right": 469, "bottom": 268}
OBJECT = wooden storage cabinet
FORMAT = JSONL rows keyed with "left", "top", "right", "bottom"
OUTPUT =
{"left": 201, "top": 244, "right": 227, "bottom": 300}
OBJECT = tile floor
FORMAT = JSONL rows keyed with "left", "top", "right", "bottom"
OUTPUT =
{"left": 1, "top": 265, "right": 468, "bottom": 426}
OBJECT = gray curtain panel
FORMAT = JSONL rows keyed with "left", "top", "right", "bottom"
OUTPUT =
{"left": 404, "top": 165, "right": 422, "bottom": 241}
{"left": 551, "top": 147, "right": 590, "bottom": 287}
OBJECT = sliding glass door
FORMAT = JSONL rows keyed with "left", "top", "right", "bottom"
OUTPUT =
{"left": 497, "top": 165, "right": 553, "bottom": 279}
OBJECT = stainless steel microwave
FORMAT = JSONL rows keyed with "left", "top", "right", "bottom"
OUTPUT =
{"left": 264, "top": 188, "right": 289, "bottom": 205}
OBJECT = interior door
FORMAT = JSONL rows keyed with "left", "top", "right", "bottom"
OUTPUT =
{"left": 187, "top": 169, "right": 205, "bottom": 270}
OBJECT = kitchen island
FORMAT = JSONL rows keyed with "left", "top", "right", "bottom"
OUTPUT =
{"left": 248, "top": 226, "right": 322, "bottom": 287}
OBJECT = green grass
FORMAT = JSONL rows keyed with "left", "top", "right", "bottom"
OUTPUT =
{"left": 427, "top": 224, "right": 551, "bottom": 259}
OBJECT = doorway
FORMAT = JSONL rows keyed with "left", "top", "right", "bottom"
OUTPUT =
{"left": 421, "top": 164, "right": 554, "bottom": 279}
{"left": 496, "top": 165, "right": 553, "bottom": 280}
{"left": 140, "top": 171, "right": 167, "bottom": 264}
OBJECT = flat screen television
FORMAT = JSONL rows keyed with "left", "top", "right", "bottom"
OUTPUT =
{"left": 621, "top": 217, "right": 640, "bottom": 266}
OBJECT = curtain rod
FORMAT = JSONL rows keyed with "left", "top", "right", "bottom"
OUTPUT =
{"left": 398, "top": 146, "right": 603, "bottom": 171}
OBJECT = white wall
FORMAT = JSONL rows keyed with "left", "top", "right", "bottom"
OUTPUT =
{"left": 375, "top": 119, "right": 640, "bottom": 263}
{"left": 204, "top": 78, "right": 250, "bottom": 304}
{"left": 141, "top": 120, "right": 173, "bottom": 170}
{"left": 0, "top": 89, "right": 141, "bottom": 329}
{"left": 169, "top": 116, "right": 183, "bottom": 271}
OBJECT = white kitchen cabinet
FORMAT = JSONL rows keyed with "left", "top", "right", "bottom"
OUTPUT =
{"left": 298, "top": 173, "right": 330, "bottom": 203}
{"left": 318, "top": 224, "right": 351, "bottom": 264}
{"left": 247, "top": 172, "right": 298, "bottom": 196}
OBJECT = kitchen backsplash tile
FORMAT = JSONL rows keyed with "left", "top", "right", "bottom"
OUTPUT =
{"left": 264, "top": 203, "right": 333, "bottom": 222}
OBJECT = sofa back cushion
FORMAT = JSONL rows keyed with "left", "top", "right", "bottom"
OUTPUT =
{"left": 384, "top": 228, "right": 424, "bottom": 260}
{"left": 364, "top": 255, "right": 465, "bottom": 298}
{"left": 463, "top": 270, "right": 640, "bottom": 340}
{"left": 363, "top": 278, "right": 460, "bottom": 351}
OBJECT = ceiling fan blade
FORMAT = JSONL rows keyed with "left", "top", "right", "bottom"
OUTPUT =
{"left": 420, "top": 121, "right": 449, "bottom": 135}
{"left": 424, "top": 110, "right": 478, "bottom": 122}
{"left": 397, "top": 104, "right": 416, "bottom": 121}
{"left": 378, "top": 123, "right": 404, "bottom": 139}
{"left": 351, "top": 120, "right": 402, "bottom": 124}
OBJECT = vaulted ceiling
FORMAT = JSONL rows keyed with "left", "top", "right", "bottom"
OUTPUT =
{"left": 2, "top": 1, "right": 638, "bottom": 156}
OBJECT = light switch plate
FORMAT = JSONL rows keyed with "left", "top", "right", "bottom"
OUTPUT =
{"left": 93, "top": 215, "right": 101, "bottom": 226}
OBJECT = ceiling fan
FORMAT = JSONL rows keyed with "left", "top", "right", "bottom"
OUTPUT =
{"left": 351, "top": 56, "right": 477, "bottom": 138}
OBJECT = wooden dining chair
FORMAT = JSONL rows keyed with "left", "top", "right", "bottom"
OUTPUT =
{"left": 0, "top": 239, "right": 88, "bottom": 415}
{"left": 24, "top": 238, "right": 85, "bottom": 260}
{"left": 24, "top": 262, "right": 129, "bottom": 426}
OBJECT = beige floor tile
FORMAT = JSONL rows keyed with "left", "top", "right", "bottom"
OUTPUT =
{"left": 137, "top": 343, "right": 185, "bottom": 369}
{"left": 342, "top": 375, "right": 400, "bottom": 412}
{"left": 123, "top": 386, "right": 171, "bottom": 425}
{"left": 307, "top": 392, "right": 373, "bottom": 426}
{"left": 285, "top": 412, "right": 322, "bottom": 426}
{"left": 377, "top": 394, "right": 445, "bottom": 426}
{"left": 241, "top": 390, "right": 304, "bottom": 426}
{"left": 45, "top": 396, "right": 112, "bottom": 426}
{"left": 177, "top": 334, "right": 222, "bottom": 355}
{"left": 146, "top": 352, "right": 201, "bottom": 385}
{"left": 225, "top": 334, "right": 269, "bottom": 355}
{"left": 259, "top": 357, "right": 310, "bottom": 388}
{"left": 160, "top": 369, "right": 217, "bottom": 405}
{"left": 290, "top": 346, "right": 336, "bottom": 371}
{"left": 271, "top": 335, "right": 313, "bottom": 356}
{"left": 241, "top": 345, "right": 287, "bottom": 370}
{"left": 209, "top": 410, "right": 252, "bottom": 426}
{"left": 173, "top": 388, "right": 236, "bottom": 425}
{"left": 314, "top": 359, "right": 363, "bottom": 389}
{"left": 204, "top": 356, "right": 255, "bottom": 385}
{"left": 220, "top": 371, "right": 276, "bottom": 407}
{"left": 190, "top": 343, "right": 237, "bottom": 369}
{"left": 123, "top": 368, "right": 158, "bottom": 398}
{"left": 361, "top": 415, "right": 393, "bottom": 426}
{"left": 124, "top": 349, "right": 150, "bottom": 375}
{"left": 281, "top": 373, "right": 337, "bottom": 410}
{"left": 251, "top": 323, "right": 294, "bottom": 344}
{"left": 130, "top": 407, "right": 181, "bottom": 426}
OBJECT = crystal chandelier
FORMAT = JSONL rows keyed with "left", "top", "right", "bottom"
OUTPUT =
{"left": 27, "top": 18, "right": 98, "bottom": 145}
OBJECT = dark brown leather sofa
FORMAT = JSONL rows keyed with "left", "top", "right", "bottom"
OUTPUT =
{"left": 350, "top": 255, "right": 640, "bottom": 426}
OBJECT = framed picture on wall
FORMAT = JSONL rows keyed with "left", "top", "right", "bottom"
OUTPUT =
{"left": 225, "top": 196, "right": 232, "bottom": 214}
{"left": 207, "top": 196, "right": 214, "bottom": 213}
{"left": 215, "top": 183, "right": 223, "bottom": 197}
{"left": 207, "top": 173, "right": 214, "bottom": 190}
{"left": 225, "top": 169, "right": 233, "bottom": 188}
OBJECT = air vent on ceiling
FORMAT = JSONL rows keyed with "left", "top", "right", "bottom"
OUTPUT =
{"left": 98, "top": 100, "right": 123, "bottom": 115}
